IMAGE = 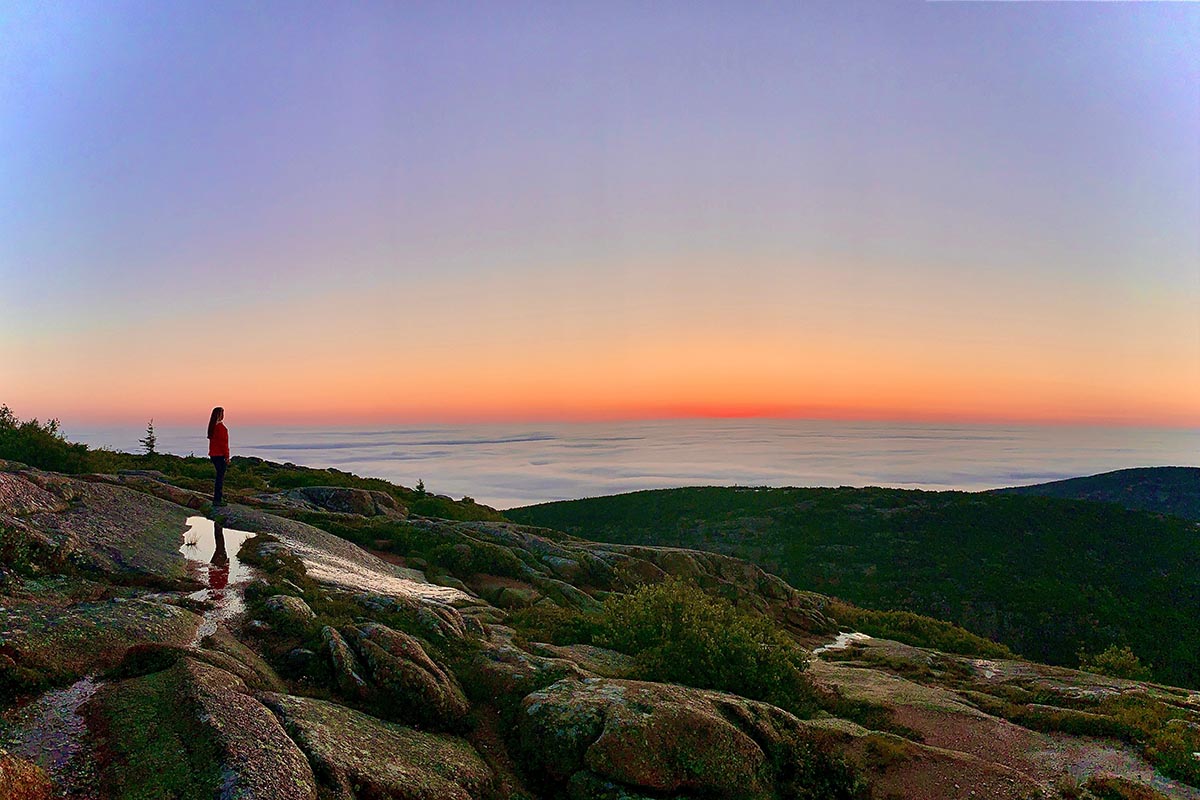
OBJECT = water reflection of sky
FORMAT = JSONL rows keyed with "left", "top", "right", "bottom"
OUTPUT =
{"left": 76, "top": 421, "right": 1199, "bottom": 510}
{"left": 180, "top": 516, "right": 255, "bottom": 643}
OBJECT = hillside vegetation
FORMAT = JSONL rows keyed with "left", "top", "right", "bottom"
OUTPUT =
{"left": 508, "top": 485, "right": 1200, "bottom": 688}
{"left": 993, "top": 467, "right": 1200, "bottom": 521}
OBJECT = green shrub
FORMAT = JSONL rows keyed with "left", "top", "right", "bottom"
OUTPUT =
{"left": 509, "top": 579, "right": 818, "bottom": 716}
{"left": 508, "top": 604, "right": 606, "bottom": 647}
{"left": 595, "top": 578, "right": 817, "bottom": 716}
{"left": 0, "top": 405, "right": 90, "bottom": 473}
{"left": 428, "top": 540, "right": 526, "bottom": 579}
{"left": 1080, "top": 645, "right": 1153, "bottom": 681}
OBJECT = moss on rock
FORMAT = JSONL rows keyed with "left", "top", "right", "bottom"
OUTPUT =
{"left": 261, "top": 692, "right": 493, "bottom": 800}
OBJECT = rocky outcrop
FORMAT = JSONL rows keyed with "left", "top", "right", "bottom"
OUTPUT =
{"left": 0, "top": 467, "right": 192, "bottom": 582}
{"left": 183, "top": 660, "right": 318, "bottom": 800}
{"left": 339, "top": 623, "right": 469, "bottom": 729}
{"left": 0, "top": 749, "right": 53, "bottom": 800}
{"left": 283, "top": 486, "right": 407, "bottom": 518}
{"left": 6, "top": 460, "right": 1200, "bottom": 800}
{"left": 469, "top": 625, "right": 590, "bottom": 700}
{"left": 322, "top": 626, "right": 369, "bottom": 699}
{"left": 262, "top": 693, "right": 493, "bottom": 800}
{"left": 264, "top": 594, "right": 317, "bottom": 626}
{"left": 90, "top": 658, "right": 318, "bottom": 800}
{"left": 396, "top": 518, "right": 832, "bottom": 632}
{"left": 520, "top": 677, "right": 857, "bottom": 800}
{"left": 584, "top": 542, "right": 836, "bottom": 635}
{"left": 1, "top": 598, "right": 200, "bottom": 689}
{"left": 82, "top": 471, "right": 209, "bottom": 510}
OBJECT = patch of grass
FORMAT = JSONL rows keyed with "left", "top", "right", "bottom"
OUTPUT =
{"left": 818, "top": 690, "right": 926, "bottom": 741}
{"left": 861, "top": 734, "right": 916, "bottom": 771}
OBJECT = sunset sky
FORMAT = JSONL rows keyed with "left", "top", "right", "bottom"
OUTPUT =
{"left": 2, "top": 2, "right": 1198, "bottom": 426}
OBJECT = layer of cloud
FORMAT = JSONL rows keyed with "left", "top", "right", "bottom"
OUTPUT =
{"left": 68, "top": 420, "right": 1200, "bottom": 510}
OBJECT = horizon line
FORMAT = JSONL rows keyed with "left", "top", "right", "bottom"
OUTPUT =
{"left": 39, "top": 408, "right": 1200, "bottom": 431}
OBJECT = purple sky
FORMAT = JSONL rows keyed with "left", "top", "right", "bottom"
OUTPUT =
{"left": 2, "top": 2, "right": 1197, "bottom": 425}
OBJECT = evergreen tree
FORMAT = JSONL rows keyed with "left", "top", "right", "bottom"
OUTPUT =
{"left": 139, "top": 419, "right": 157, "bottom": 455}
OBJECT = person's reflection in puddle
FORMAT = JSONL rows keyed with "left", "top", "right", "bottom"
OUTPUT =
{"left": 209, "top": 521, "right": 230, "bottom": 593}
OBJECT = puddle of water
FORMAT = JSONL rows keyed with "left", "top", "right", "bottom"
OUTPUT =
{"left": 275, "top": 535, "right": 467, "bottom": 603}
{"left": 813, "top": 631, "right": 872, "bottom": 655}
{"left": 0, "top": 675, "right": 101, "bottom": 796}
{"left": 180, "top": 516, "right": 257, "bottom": 644}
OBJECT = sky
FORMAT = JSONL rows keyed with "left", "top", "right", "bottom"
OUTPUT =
{"left": 2, "top": 1, "right": 1198, "bottom": 427}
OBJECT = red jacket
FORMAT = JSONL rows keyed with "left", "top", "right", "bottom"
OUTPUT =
{"left": 208, "top": 422, "right": 230, "bottom": 458}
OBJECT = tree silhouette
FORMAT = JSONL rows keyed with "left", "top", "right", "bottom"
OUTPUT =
{"left": 139, "top": 419, "right": 157, "bottom": 455}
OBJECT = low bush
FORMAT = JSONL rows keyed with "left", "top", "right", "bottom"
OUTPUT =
{"left": 828, "top": 600, "right": 1015, "bottom": 659}
{"left": 600, "top": 579, "right": 817, "bottom": 714}
{"left": 0, "top": 405, "right": 90, "bottom": 473}
{"left": 510, "top": 578, "right": 819, "bottom": 717}
{"left": 1080, "top": 644, "right": 1153, "bottom": 681}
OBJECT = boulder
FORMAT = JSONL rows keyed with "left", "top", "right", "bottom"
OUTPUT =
{"left": 262, "top": 693, "right": 492, "bottom": 800}
{"left": 346, "top": 623, "right": 469, "bottom": 729}
{"left": 182, "top": 660, "right": 319, "bottom": 799}
{"left": 520, "top": 678, "right": 858, "bottom": 800}
{"left": 469, "top": 627, "right": 590, "bottom": 700}
{"left": 322, "top": 626, "right": 368, "bottom": 699}
{"left": 90, "top": 658, "right": 318, "bottom": 800}
{"left": 263, "top": 594, "right": 317, "bottom": 626}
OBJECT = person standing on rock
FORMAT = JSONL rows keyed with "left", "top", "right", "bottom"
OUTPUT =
{"left": 207, "top": 406, "right": 230, "bottom": 507}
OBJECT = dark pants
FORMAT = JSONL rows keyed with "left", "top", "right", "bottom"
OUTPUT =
{"left": 211, "top": 456, "right": 227, "bottom": 505}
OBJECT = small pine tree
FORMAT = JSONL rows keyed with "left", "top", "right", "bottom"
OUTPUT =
{"left": 139, "top": 419, "right": 157, "bottom": 455}
{"left": 415, "top": 479, "right": 426, "bottom": 497}
{"left": 1079, "top": 644, "right": 1152, "bottom": 681}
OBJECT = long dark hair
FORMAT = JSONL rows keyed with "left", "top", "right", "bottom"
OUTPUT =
{"left": 207, "top": 407, "right": 224, "bottom": 439}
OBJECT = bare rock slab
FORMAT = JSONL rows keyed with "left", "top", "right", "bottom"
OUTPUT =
{"left": 261, "top": 692, "right": 492, "bottom": 800}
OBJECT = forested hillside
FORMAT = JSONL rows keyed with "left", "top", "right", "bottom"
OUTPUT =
{"left": 509, "top": 485, "right": 1200, "bottom": 687}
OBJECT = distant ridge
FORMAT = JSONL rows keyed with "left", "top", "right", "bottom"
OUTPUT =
{"left": 992, "top": 466, "right": 1200, "bottom": 521}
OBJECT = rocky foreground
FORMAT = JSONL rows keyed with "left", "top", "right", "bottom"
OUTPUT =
{"left": 2, "top": 460, "right": 1199, "bottom": 800}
